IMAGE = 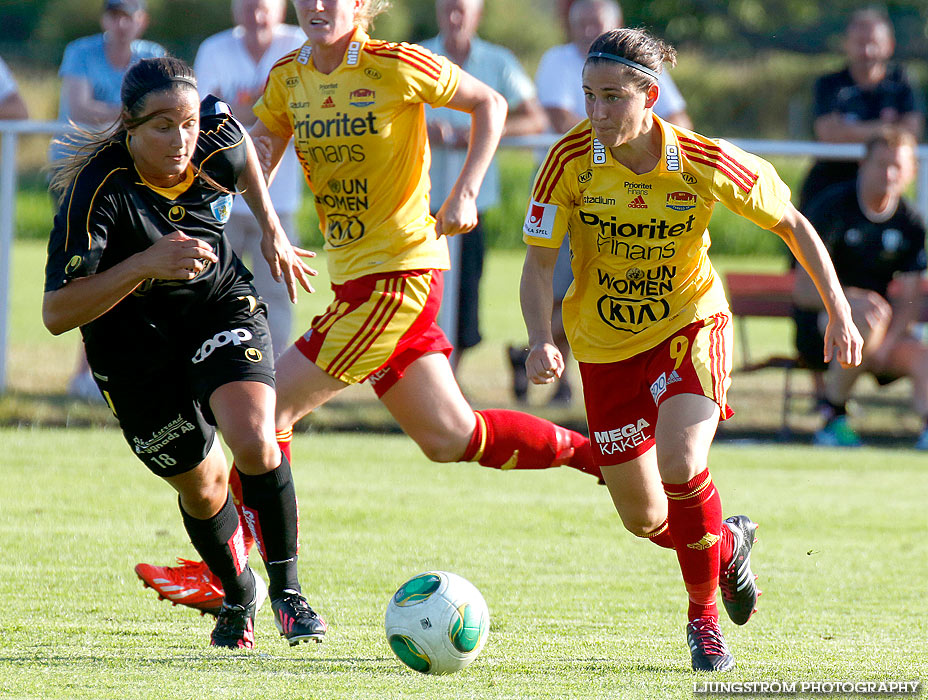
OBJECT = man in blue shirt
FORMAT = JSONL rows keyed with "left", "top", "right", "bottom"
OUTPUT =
{"left": 422, "top": 0, "right": 548, "bottom": 372}
{"left": 54, "top": 0, "right": 165, "bottom": 154}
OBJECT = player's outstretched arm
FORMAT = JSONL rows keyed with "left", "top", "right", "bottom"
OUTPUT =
{"left": 236, "top": 129, "right": 316, "bottom": 302}
{"left": 770, "top": 202, "right": 863, "bottom": 368}
{"left": 520, "top": 245, "right": 564, "bottom": 385}
{"left": 43, "top": 232, "right": 218, "bottom": 335}
{"left": 433, "top": 70, "right": 507, "bottom": 237}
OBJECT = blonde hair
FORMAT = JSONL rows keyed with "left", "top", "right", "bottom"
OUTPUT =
{"left": 356, "top": 0, "right": 392, "bottom": 30}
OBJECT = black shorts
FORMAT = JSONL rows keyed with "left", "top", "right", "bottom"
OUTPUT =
{"left": 793, "top": 306, "right": 900, "bottom": 385}
{"left": 91, "top": 286, "right": 275, "bottom": 477}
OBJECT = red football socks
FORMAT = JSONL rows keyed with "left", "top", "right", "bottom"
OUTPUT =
{"left": 663, "top": 469, "right": 723, "bottom": 621}
{"left": 460, "top": 409, "right": 602, "bottom": 480}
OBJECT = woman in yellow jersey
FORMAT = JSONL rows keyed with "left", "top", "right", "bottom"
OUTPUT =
{"left": 134, "top": 0, "right": 607, "bottom": 616}
{"left": 520, "top": 28, "right": 863, "bottom": 672}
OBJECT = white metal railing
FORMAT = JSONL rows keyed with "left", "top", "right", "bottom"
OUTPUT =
{"left": 3, "top": 120, "right": 928, "bottom": 393}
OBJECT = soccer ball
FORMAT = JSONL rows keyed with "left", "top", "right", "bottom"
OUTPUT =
{"left": 384, "top": 570, "right": 490, "bottom": 675}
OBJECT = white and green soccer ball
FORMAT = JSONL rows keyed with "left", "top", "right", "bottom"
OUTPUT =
{"left": 385, "top": 570, "right": 490, "bottom": 675}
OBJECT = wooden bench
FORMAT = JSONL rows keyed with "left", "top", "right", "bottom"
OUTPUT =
{"left": 724, "top": 270, "right": 928, "bottom": 434}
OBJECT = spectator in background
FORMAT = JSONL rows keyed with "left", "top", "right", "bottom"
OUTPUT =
{"left": 52, "top": 0, "right": 165, "bottom": 400}
{"left": 793, "top": 128, "right": 928, "bottom": 449}
{"left": 422, "top": 0, "right": 548, "bottom": 372}
{"left": 797, "top": 7, "right": 923, "bottom": 211}
{"left": 509, "top": 0, "right": 692, "bottom": 404}
{"left": 194, "top": 0, "right": 306, "bottom": 358}
{"left": 0, "top": 57, "right": 28, "bottom": 120}
{"left": 535, "top": 0, "right": 691, "bottom": 134}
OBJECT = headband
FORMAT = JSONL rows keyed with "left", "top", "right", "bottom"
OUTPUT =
{"left": 586, "top": 52, "right": 660, "bottom": 80}
{"left": 125, "top": 76, "right": 198, "bottom": 111}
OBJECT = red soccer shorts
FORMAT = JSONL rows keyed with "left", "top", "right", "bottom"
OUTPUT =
{"left": 578, "top": 313, "right": 734, "bottom": 466}
{"left": 295, "top": 269, "right": 452, "bottom": 397}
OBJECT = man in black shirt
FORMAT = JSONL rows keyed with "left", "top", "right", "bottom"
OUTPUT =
{"left": 794, "top": 128, "right": 928, "bottom": 448}
{"left": 798, "top": 7, "right": 923, "bottom": 211}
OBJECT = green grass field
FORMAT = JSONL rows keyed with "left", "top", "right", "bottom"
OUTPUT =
{"left": 1, "top": 429, "right": 926, "bottom": 699}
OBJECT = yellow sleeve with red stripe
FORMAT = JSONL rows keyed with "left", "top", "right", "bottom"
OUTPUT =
{"left": 677, "top": 135, "right": 791, "bottom": 229}
{"left": 364, "top": 41, "right": 460, "bottom": 107}
{"left": 522, "top": 124, "right": 590, "bottom": 248}
{"left": 253, "top": 47, "right": 301, "bottom": 140}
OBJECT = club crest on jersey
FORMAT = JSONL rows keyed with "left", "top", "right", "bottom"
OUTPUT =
{"left": 168, "top": 205, "right": 185, "bottom": 221}
{"left": 666, "top": 191, "right": 696, "bottom": 211}
{"left": 65, "top": 254, "right": 83, "bottom": 275}
{"left": 592, "top": 139, "right": 607, "bottom": 165}
{"left": 349, "top": 88, "right": 375, "bottom": 107}
{"left": 523, "top": 200, "right": 557, "bottom": 239}
{"left": 297, "top": 45, "right": 312, "bottom": 64}
{"left": 665, "top": 144, "right": 680, "bottom": 171}
{"left": 210, "top": 194, "right": 233, "bottom": 223}
{"left": 346, "top": 41, "right": 361, "bottom": 66}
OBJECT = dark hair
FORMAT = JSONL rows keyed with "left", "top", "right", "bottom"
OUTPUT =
{"left": 585, "top": 27, "right": 676, "bottom": 92}
{"left": 50, "top": 57, "right": 202, "bottom": 201}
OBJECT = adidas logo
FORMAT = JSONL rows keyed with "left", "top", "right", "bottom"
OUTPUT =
{"left": 628, "top": 195, "right": 647, "bottom": 208}
{"left": 667, "top": 370, "right": 682, "bottom": 384}
{"left": 687, "top": 532, "right": 721, "bottom": 550}
{"left": 322, "top": 96, "right": 335, "bottom": 108}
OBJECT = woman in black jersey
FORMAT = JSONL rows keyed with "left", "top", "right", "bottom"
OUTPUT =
{"left": 43, "top": 56, "right": 324, "bottom": 650}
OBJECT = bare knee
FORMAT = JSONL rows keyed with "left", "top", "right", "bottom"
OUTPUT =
{"left": 226, "top": 431, "right": 280, "bottom": 474}
{"left": 416, "top": 431, "right": 469, "bottom": 463}
{"left": 620, "top": 511, "right": 667, "bottom": 538}
{"left": 179, "top": 474, "right": 228, "bottom": 519}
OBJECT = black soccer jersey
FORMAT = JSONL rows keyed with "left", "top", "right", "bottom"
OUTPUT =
{"left": 45, "top": 96, "right": 253, "bottom": 375}
{"left": 805, "top": 180, "right": 927, "bottom": 298}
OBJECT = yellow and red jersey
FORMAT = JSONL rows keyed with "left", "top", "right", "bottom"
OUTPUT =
{"left": 254, "top": 27, "right": 461, "bottom": 284}
{"left": 523, "top": 116, "right": 791, "bottom": 362}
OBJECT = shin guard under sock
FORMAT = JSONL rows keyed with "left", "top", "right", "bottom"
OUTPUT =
{"left": 663, "top": 469, "right": 723, "bottom": 621}
{"left": 179, "top": 493, "right": 254, "bottom": 606}
{"left": 236, "top": 456, "right": 300, "bottom": 599}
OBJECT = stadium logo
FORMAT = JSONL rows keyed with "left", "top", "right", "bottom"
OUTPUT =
{"left": 665, "top": 144, "right": 680, "bottom": 171}
{"left": 326, "top": 214, "right": 365, "bottom": 247}
{"left": 592, "top": 139, "right": 606, "bottom": 165}
{"left": 578, "top": 169, "right": 592, "bottom": 184}
{"left": 682, "top": 173, "right": 697, "bottom": 184}
{"left": 245, "top": 348, "right": 263, "bottom": 363}
{"left": 593, "top": 419, "right": 651, "bottom": 455}
{"left": 666, "top": 191, "right": 696, "bottom": 211}
{"left": 346, "top": 41, "right": 361, "bottom": 65}
{"left": 523, "top": 200, "right": 557, "bottom": 239}
{"left": 65, "top": 254, "right": 83, "bottom": 275}
{"left": 365, "top": 67, "right": 382, "bottom": 80}
{"left": 687, "top": 533, "right": 720, "bottom": 550}
{"left": 168, "top": 205, "right": 185, "bottom": 221}
{"left": 192, "top": 328, "right": 253, "bottom": 364}
{"left": 596, "top": 294, "right": 671, "bottom": 332}
{"left": 322, "top": 96, "right": 336, "bottom": 108}
{"left": 297, "top": 45, "right": 312, "bottom": 64}
{"left": 349, "top": 88, "right": 375, "bottom": 107}
{"left": 210, "top": 194, "right": 233, "bottom": 223}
